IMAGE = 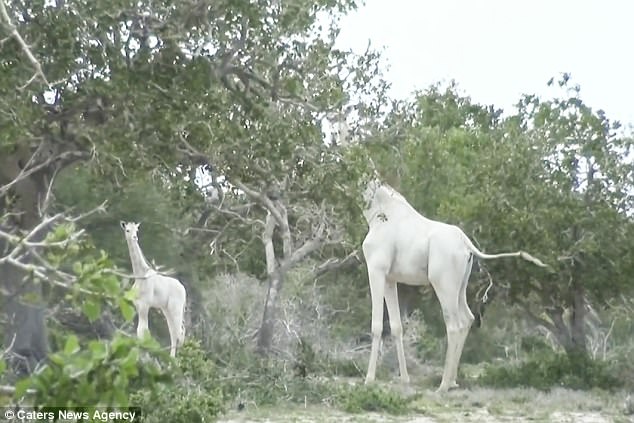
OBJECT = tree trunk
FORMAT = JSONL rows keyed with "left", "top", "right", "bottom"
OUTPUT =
{"left": 256, "top": 270, "right": 283, "bottom": 354}
{"left": 255, "top": 209, "right": 280, "bottom": 355}
{"left": 567, "top": 224, "right": 587, "bottom": 357}
{"left": 544, "top": 288, "right": 588, "bottom": 358}
{"left": 546, "top": 306, "right": 573, "bottom": 352}
{"left": 1, "top": 238, "right": 50, "bottom": 378}
{"left": 568, "top": 279, "right": 587, "bottom": 356}
{"left": 1, "top": 280, "right": 49, "bottom": 377}
{"left": 0, "top": 147, "right": 52, "bottom": 377}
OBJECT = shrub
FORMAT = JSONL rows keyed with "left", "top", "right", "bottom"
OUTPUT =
{"left": 130, "top": 339, "right": 225, "bottom": 422}
{"left": 335, "top": 384, "right": 411, "bottom": 415}
{"left": 477, "top": 349, "right": 623, "bottom": 391}
{"left": 13, "top": 333, "right": 169, "bottom": 410}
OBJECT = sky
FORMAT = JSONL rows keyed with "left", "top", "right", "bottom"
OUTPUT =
{"left": 334, "top": 0, "right": 634, "bottom": 129}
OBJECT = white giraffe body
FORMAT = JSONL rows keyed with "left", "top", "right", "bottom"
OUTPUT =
{"left": 120, "top": 221, "right": 186, "bottom": 357}
{"left": 360, "top": 179, "right": 549, "bottom": 392}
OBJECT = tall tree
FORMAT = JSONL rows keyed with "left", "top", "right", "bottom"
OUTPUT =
{"left": 362, "top": 79, "right": 634, "bottom": 357}
{"left": 0, "top": 0, "right": 388, "bottom": 362}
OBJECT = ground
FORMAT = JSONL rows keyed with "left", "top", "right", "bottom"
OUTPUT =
{"left": 219, "top": 382, "right": 634, "bottom": 423}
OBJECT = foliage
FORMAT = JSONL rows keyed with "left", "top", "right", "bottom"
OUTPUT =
{"left": 334, "top": 384, "right": 411, "bottom": 415}
{"left": 15, "top": 333, "right": 170, "bottom": 409}
{"left": 130, "top": 339, "right": 225, "bottom": 422}
{"left": 359, "top": 77, "right": 634, "bottom": 356}
{"left": 33, "top": 222, "right": 138, "bottom": 339}
{"left": 2, "top": 0, "right": 633, "bottom": 409}
{"left": 1, "top": 222, "right": 173, "bottom": 410}
{"left": 477, "top": 349, "right": 623, "bottom": 391}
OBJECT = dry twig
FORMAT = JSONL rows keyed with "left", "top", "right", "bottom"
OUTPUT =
{"left": 0, "top": 0, "right": 50, "bottom": 90}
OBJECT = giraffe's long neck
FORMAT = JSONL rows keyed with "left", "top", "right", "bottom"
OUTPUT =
{"left": 126, "top": 237, "right": 152, "bottom": 278}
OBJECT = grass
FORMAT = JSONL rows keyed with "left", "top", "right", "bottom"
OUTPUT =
{"left": 217, "top": 375, "right": 633, "bottom": 422}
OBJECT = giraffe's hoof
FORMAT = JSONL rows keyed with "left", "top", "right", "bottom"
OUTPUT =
{"left": 435, "top": 381, "right": 458, "bottom": 393}
{"left": 435, "top": 381, "right": 459, "bottom": 393}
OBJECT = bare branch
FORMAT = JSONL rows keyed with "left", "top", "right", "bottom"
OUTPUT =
{"left": 2, "top": 333, "right": 16, "bottom": 358}
{"left": 38, "top": 165, "right": 61, "bottom": 217}
{"left": 0, "top": 0, "right": 50, "bottom": 89}
{"left": 0, "top": 150, "right": 87, "bottom": 198}
{"left": 65, "top": 199, "right": 108, "bottom": 222}
{"left": 212, "top": 202, "right": 263, "bottom": 227}
{"left": 0, "top": 384, "right": 37, "bottom": 395}
{"left": 0, "top": 212, "right": 64, "bottom": 262}
{"left": 279, "top": 236, "right": 323, "bottom": 275}
{"left": 308, "top": 250, "right": 361, "bottom": 281}
{"left": 233, "top": 180, "right": 286, "bottom": 228}
{"left": 0, "top": 200, "right": 110, "bottom": 295}
{"left": 521, "top": 304, "right": 558, "bottom": 336}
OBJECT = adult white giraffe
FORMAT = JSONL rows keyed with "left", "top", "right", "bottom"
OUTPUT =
{"left": 120, "top": 221, "right": 187, "bottom": 357}
{"left": 360, "top": 179, "right": 550, "bottom": 392}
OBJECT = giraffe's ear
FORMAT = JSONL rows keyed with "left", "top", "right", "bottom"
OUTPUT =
{"left": 120, "top": 221, "right": 126, "bottom": 230}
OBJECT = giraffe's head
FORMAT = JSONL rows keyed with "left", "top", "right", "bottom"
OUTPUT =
{"left": 120, "top": 221, "right": 140, "bottom": 241}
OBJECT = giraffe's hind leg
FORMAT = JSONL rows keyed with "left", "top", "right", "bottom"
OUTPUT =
{"left": 428, "top": 244, "right": 474, "bottom": 393}
{"left": 163, "top": 302, "right": 180, "bottom": 358}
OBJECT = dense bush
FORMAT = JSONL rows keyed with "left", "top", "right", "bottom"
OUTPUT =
{"left": 131, "top": 339, "right": 225, "bottom": 422}
{"left": 334, "top": 384, "right": 411, "bottom": 415}
{"left": 477, "top": 350, "right": 624, "bottom": 391}
{"left": 10, "top": 333, "right": 169, "bottom": 410}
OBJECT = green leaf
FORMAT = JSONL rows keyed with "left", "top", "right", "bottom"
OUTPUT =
{"left": 101, "top": 275, "right": 120, "bottom": 296}
{"left": 111, "top": 334, "right": 130, "bottom": 356}
{"left": 124, "top": 287, "right": 138, "bottom": 301}
{"left": 64, "top": 335, "right": 80, "bottom": 355}
{"left": 82, "top": 299, "right": 101, "bottom": 322}
{"left": 50, "top": 353, "right": 65, "bottom": 366}
{"left": 139, "top": 333, "right": 160, "bottom": 350}
{"left": 72, "top": 261, "right": 83, "bottom": 275}
{"left": 0, "top": 358, "right": 5, "bottom": 375}
{"left": 118, "top": 298, "right": 136, "bottom": 322}
{"left": 14, "top": 378, "right": 32, "bottom": 398}
{"left": 88, "top": 341, "right": 108, "bottom": 361}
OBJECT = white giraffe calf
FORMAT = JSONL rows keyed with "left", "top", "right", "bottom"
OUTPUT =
{"left": 361, "top": 179, "right": 550, "bottom": 392}
{"left": 120, "top": 221, "right": 187, "bottom": 357}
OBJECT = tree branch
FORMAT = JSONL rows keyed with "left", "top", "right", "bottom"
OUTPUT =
{"left": 0, "top": 384, "right": 37, "bottom": 395}
{"left": 276, "top": 200, "right": 292, "bottom": 259}
{"left": 262, "top": 212, "right": 276, "bottom": 277}
{"left": 0, "top": 0, "right": 50, "bottom": 90}
{"left": 279, "top": 235, "right": 323, "bottom": 275}
{"left": 521, "top": 304, "right": 557, "bottom": 335}
{"left": 0, "top": 201, "right": 109, "bottom": 295}
{"left": 308, "top": 250, "right": 361, "bottom": 280}
{"left": 233, "top": 180, "right": 286, "bottom": 228}
{"left": 0, "top": 150, "right": 87, "bottom": 198}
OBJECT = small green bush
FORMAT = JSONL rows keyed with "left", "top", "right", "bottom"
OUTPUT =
{"left": 13, "top": 333, "right": 170, "bottom": 410}
{"left": 131, "top": 339, "right": 225, "bottom": 422}
{"left": 335, "top": 384, "right": 411, "bottom": 415}
{"left": 477, "top": 349, "right": 623, "bottom": 391}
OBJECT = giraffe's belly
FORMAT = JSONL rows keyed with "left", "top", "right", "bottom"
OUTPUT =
{"left": 386, "top": 271, "right": 429, "bottom": 286}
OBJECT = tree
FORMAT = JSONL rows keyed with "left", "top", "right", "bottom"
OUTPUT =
{"left": 360, "top": 78, "right": 634, "bottom": 358}
{"left": 0, "top": 0, "right": 388, "bottom": 365}
{"left": 496, "top": 75, "right": 634, "bottom": 355}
